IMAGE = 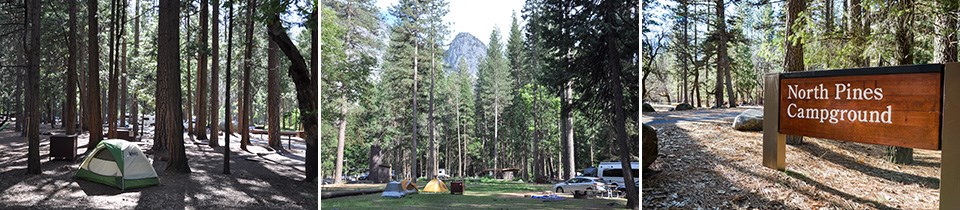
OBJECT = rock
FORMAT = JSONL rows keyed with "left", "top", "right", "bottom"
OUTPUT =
{"left": 443, "top": 33, "right": 487, "bottom": 77}
{"left": 732, "top": 109, "right": 763, "bottom": 131}
{"left": 642, "top": 123, "right": 659, "bottom": 170}
{"left": 674, "top": 103, "right": 693, "bottom": 111}
{"left": 642, "top": 103, "right": 656, "bottom": 112}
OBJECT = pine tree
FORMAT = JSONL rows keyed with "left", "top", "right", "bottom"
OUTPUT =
{"left": 196, "top": 0, "right": 209, "bottom": 140}
{"left": 477, "top": 27, "right": 512, "bottom": 172}
{"left": 158, "top": 0, "right": 190, "bottom": 174}
{"left": 87, "top": 0, "right": 104, "bottom": 152}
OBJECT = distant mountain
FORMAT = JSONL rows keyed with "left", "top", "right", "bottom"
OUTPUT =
{"left": 443, "top": 32, "right": 487, "bottom": 77}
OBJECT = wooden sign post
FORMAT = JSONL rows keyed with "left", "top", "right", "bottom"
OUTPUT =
{"left": 763, "top": 63, "right": 960, "bottom": 207}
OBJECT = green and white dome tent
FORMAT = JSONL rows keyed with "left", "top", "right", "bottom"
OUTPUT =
{"left": 75, "top": 139, "right": 159, "bottom": 190}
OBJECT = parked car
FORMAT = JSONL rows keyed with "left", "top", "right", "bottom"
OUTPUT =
{"left": 597, "top": 161, "right": 640, "bottom": 187}
{"left": 553, "top": 177, "right": 606, "bottom": 193}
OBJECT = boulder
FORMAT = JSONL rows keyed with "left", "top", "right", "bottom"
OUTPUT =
{"left": 674, "top": 103, "right": 693, "bottom": 111}
{"left": 732, "top": 109, "right": 763, "bottom": 131}
{"left": 642, "top": 123, "right": 658, "bottom": 170}
{"left": 642, "top": 103, "right": 656, "bottom": 113}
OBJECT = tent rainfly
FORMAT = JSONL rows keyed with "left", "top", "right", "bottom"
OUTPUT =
{"left": 381, "top": 182, "right": 406, "bottom": 198}
{"left": 400, "top": 179, "right": 418, "bottom": 194}
{"left": 423, "top": 178, "right": 449, "bottom": 193}
{"left": 75, "top": 139, "right": 159, "bottom": 190}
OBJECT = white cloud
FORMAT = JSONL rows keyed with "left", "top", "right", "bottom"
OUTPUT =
{"left": 376, "top": 0, "right": 526, "bottom": 45}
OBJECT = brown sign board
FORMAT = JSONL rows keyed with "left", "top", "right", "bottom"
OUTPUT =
{"left": 778, "top": 66, "right": 942, "bottom": 150}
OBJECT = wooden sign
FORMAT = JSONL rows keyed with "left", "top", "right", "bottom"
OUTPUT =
{"left": 779, "top": 72, "right": 942, "bottom": 150}
{"left": 763, "top": 63, "right": 960, "bottom": 208}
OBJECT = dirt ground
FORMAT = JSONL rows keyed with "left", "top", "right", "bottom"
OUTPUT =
{"left": 643, "top": 106, "right": 940, "bottom": 209}
{"left": 0, "top": 123, "right": 318, "bottom": 209}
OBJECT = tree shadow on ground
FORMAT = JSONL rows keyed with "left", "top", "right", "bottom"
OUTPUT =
{"left": 795, "top": 142, "right": 939, "bottom": 189}
{"left": 783, "top": 169, "right": 897, "bottom": 210}
{"left": 643, "top": 124, "right": 789, "bottom": 208}
{"left": 645, "top": 123, "right": 908, "bottom": 209}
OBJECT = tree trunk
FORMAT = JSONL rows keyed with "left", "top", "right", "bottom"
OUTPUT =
{"left": 603, "top": 1, "right": 638, "bottom": 206}
{"left": 562, "top": 81, "right": 575, "bottom": 180}
{"left": 240, "top": 0, "right": 256, "bottom": 151}
{"left": 934, "top": 0, "right": 958, "bottom": 64}
{"left": 107, "top": 0, "right": 119, "bottom": 139}
{"left": 66, "top": 0, "right": 78, "bottom": 135}
{"left": 118, "top": 0, "right": 127, "bottom": 129}
{"left": 716, "top": 0, "right": 735, "bottom": 108}
{"left": 848, "top": 0, "right": 866, "bottom": 67}
{"left": 889, "top": 0, "right": 916, "bottom": 164}
{"left": 196, "top": 0, "right": 209, "bottom": 140}
{"left": 267, "top": 38, "right": 280, "bottom": 148}
{"left": 334, "top": 95, "right": 347, "bottom": 184}
{"left": 159, "top": 0, "right": 190, "bottom": 174}
{"left": 267, "top": 9, "right": 318, "bottom": 181}
{"left": 209, "top": 0, "right": 221, "bottom": 147}
{"left": 87, "top": 0, "right": 104, "bottom": 151}
{"left": 825, "top": 0, "right": 833, "bottom": 33}
{"left": 223, "top": 1, "right": 236, "bottom": 174}
{"left": 412, "top": 31, "right": 420, "bottom": 181}
{"left": 25, "top": 0, "right": 42, "bottom": 175}
{"left": 429, "top": 34, "right": 437, "bottom": 179}
{"left": 784, "top": 0, "right": 806, "bottom": 145}
{"left": 186, "top": 11, "right": 194, "bottom": 137}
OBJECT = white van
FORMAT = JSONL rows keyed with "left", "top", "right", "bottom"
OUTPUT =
{"left": 596, "top": 162, "right": 640, "bottom": 187}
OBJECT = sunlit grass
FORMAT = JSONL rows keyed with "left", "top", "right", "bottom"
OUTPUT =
{"left": 321, "top": 181, "right": 627, "bottom": 209}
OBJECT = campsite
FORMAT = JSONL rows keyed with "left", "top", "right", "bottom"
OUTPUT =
{"left": 319, "top": 0, "right": 639, "bottom": 209}
{"left": 0, "top": 0, "right": 317, "bottom": 209}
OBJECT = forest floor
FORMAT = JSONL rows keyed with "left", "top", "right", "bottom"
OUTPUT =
{"left": 0, "top": 122, "right": 318, "bottom": 209}
{"left": 642, "top": 104, "right": 940, "bottom": 209}
{"left": 321, "top": 180, "right": 629, "bottom": 209}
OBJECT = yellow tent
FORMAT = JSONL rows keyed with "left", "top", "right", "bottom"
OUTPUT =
{"left": 422, "top": 178, "right": 449, "bottom": 193}
{"left": 400, "top": 179, "right": 419, "bottom": 193}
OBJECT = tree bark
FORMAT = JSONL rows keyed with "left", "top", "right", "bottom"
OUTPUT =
{"left": 186, "top": 10, "right": 194, "bottom": 137}
{"left": 267, "top": 10, "right": 318, "bottom": 181}
{"left": 159, "top": 0, "right": 190, "bottom": 173}
{"left": 934, "top": 0, "right": 958, "bottom": 63}
{"left": 334, "top": 95, "right": 347, "bottom": 184}
{"left": 25, "top": 0, "right": 42, "bottom": 175}
{"left": 223, "top": 1, "right": 235, "bottom": 174}
{"left": 429, "top": 33, "right": 437, "bottom": 179}
{"left": 412, "top": 30, "right": 419, "bottom": 180}
{"left": 562, "top": 80, "right": 574, "bottom": 180}
{"left": 784, "top": 0, "right": 806, "bottom": 145}
{"left": 107, "top": 0, "right": 120, "bottom": 139}
{"left": 209, "top": 0, "right": 221, "bottom": 147}
{"left": 848, "top": 0, "right": 866, "bottom": 66}
{"left": 87, "top": 0, "right": 104, "bottom": 151}
{"left": 67, "top": 0, "right": 78, "bottom": 135}
{"left": 196, "top": 0, "right": 209, "bottom": 140}
{"left": 240, "top": 0, "right": 255, "bottom": 151}
{"left": 119, "top": 0, "right": 127, "bottom": 129}
{"left": 267, "top": 38, "right": 281, "bottom": 148}
{"left": 603, "top": 1, "right": 638, "bottom": 206}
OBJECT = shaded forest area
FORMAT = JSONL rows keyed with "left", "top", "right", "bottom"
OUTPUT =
{"left": 0, "top": 0, "right": 317, "bottom": 182}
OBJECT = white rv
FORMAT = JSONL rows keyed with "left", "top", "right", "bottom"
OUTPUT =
{"left": 596, "top": 162, "right": 640, "bottom": 187}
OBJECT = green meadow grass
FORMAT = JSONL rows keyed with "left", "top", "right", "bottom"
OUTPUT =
{"left": 321, "top": 181, "right": 627, "bottom": 209}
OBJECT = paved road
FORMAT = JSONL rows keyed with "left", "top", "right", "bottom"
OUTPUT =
{"left": 642, "top": 104, "right": 761, "bottom": 125}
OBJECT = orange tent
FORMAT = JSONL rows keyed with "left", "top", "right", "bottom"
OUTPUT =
{"left": 400, "top": 179, "right": 418, "bottom": 194}
{"left": 423, "top": 178, "right": 449, "bottom": 193}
